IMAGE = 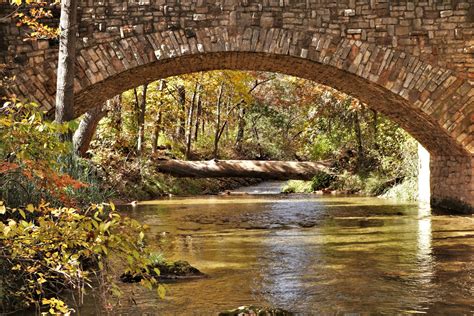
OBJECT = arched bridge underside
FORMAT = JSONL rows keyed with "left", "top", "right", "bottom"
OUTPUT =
{"left": 0, "top": 1, "right": 472, "bottom": 212}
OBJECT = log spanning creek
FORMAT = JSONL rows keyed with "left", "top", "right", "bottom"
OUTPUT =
{"left": 84, "top": 182, "right": 473, "bottom": 315}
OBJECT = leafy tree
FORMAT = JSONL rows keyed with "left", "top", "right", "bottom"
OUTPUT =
{"left": 54, "top": 0, "right": 78, "bottom": 140}
{"left": 10, "top": 0, "right": 78, "bottom": 140}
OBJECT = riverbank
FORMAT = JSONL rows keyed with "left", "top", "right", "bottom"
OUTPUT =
{"left": 282, "top": 172, "right": 417, "bottom": 202}
{"left": 92, "top": 155, "right": 262, "bottom": 202}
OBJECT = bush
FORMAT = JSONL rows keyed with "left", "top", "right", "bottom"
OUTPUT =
{"left": 310, "top": 171, "right": 335, "bottom": 191}
{"left": 331, "top": 171, "right": 365, "bottom": 193}
{"left": 0, "top": 102, "right": 85, "bottom": 207}
{"left": 0, "top": 101, "right": 163, "bottom": 314}
{"left": 308, "top": 134, "right": 336, "bottom": 161}
{"left": 382, "top": 177, "right": 418, "bottom": 202}
{"left": 0, "top": 201, "right": 163, "bottom": 314}
{"left": 0, "top": 102, "right": 113, "bottom": 208}
{"left": 363, "top": 173, "right": 391, "bottom": 196}
{"left": 59, "top": 154, "right": 115, "bottom": 206}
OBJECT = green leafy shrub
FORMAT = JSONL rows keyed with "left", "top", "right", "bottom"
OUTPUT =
{"left": 310, "top": 171, "right": 335, "bottom": 191}
{"left": 308, "top": 134, "right": 336, "bottom": 161}
{"left": 0, "top": 102, "right": 112, "bottom": 208}
{"left": 0, "top": 201, "right": 163, "bottom": 314}
{"left": 363, "top": 173, "right": 391, "bottom": 196}
{"left": 331, "top": 171, "right": 365, "bottom": 193}
{"left": 382, "top": 177, "right": 418, "bottom": 202}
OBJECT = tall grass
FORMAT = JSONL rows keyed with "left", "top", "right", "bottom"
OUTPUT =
{"left": 59, "top": 154, "right": 115, "bottom": 206}
{"left": 282, "top": 180, "right": 314, "bottom": 193}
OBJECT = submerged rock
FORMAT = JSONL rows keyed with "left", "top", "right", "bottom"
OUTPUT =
{"left": 219, "top": 306, "right": 294, "bottom": 316}
{"left": 120, "top": 260, "right": 205, "bottom": 283}
{"left": 157, "top": 260, "right": 205, "bottom": 279}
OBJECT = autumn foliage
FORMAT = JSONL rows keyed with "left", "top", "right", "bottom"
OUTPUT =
{"left": 0, "top": 101, "right": 86, "bottom": 206}
{"left": 0, "top": 201, "right": 161, "bottom": 314}
{"left": 0, "top": 101, "right": 162, "bottom": 314}
{"left": 10, "top": 0, "right": 60, "bottom": 39}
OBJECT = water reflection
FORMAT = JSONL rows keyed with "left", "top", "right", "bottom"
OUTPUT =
{"left": 416, "top": 204, "right": 433, "bottom": 282}
{"left": 229, "top": 181, "right": 285, "bottom": 195}
{"left": 79, "top": 194, "right": 473, "bottom": 315}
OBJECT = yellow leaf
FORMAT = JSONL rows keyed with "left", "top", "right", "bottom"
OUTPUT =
{"left": 91, "top": 220, "right": 99, "bottom": 229}
{"left": 0, "top": 202, "right": 5, "bottom": 215}
{"left": 157, "top": 285, "right": 166, "bottom": 299}
{"left": 103, "top": 221, "right": 111, "bottom": 232}
{"left": 26, "top": 204, "right": 34, "bottom": 212}
{"left": 132, "top": 250, "right": 140, "bottom": 259}
{"left": 101, "top": 245, "right": 108, "bottom": 255}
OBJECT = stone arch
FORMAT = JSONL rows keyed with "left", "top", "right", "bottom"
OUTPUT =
{"left": 6, "top": 26, "right": 474, "bottom": 212}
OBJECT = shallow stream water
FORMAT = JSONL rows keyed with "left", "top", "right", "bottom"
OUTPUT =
{"left": 82, "top": 184, "right": 473, "bottom": 315}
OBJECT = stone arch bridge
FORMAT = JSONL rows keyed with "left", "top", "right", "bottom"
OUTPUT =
{"left": 0, "top": 0, "right": 473, "bottom": 212}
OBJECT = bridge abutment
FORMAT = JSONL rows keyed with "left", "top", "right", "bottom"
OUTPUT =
{"left": 430, "top": 155, "right": 474, "bottom": 214}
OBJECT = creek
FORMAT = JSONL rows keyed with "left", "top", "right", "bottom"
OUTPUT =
{"left": 82, "top": 182, "right": 474, "bottom": 315}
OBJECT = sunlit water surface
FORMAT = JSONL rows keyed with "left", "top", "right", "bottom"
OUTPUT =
{"left": 83, "top": 191, "right": 473, "bottom": 315}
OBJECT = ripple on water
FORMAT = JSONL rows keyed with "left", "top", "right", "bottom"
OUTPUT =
{"left": 80, "top": 194, "right": 474, "bottom": 315}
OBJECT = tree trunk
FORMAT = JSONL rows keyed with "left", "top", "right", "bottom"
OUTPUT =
{"left": 154, "top": 159, "right": 333, "bottom": 180}
{"left": 201, "top": 106, "right": 206, "bottom": 136}
{"left": 55, "top": 0, "right": 78, "bottom": 142}
{"left": 185, "top": 83, "right": 200, "bottom": 159}
{"left": 251, "top": 118, "right": 263, "bottom": 159}
{"left": 235, "top": 106, "right": 246, "bottom": 152}
{"left": 152, "top": 81, "right": 166, "bottom": 154}
{"left": 213, "top": 83, "right": 224, "bottom": 158}
{"left": 151, "top": 110, "right": 162, "bottom": 154}
{"left": 194, "top": 97, "right": 202, "bottom": 142}
{"left": 354, "top": 111, "right": 364, "bottom": 167}
{"left": 175, "top": 85, "right": 186, "bottom": 141}
{"left": 137, "top": 84, "right": 148, "bottom": 155}
{"left": 371, "top": 109, "right": 378, "bottom": 149}
{"left": 73, "top": 104, "right": 108, "bottom": 157}
{"left": 133, "top": 87, "right": 139, "bottom": 128}
{"left": 109, "top": 94, "right": 122, "bottom": 137}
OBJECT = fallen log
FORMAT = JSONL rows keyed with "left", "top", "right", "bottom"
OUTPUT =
{"left": 153, "top": 159, "right": 333, "bottom": 180}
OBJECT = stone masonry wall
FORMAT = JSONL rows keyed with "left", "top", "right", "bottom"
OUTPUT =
{"left": 0, "top": 0, "right": 472, "bottom": 212}
{"left": 431, "top": 155, "right": 474, "bottom": 213}
{"left": 0, "top": 0, "right": 473, "bottom": 79}
{"left": 0, "top": 1, "right": 471, "bottom": 153}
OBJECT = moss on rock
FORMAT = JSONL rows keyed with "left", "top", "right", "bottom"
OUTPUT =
{"left": 120, "top": 260, "right": 205, "bottom": 283}
{"left": 219, "top": 306, "right": 293, "bottom": 316}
